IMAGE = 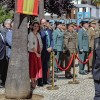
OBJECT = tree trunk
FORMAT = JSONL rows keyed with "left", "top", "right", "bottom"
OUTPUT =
{"left": 5, "top": 0, "right": 31, "bottom": 99}
{"left": 39, "top": 0, "right": 44, "bottom": 20}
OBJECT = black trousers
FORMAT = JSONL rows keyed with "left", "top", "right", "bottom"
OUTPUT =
{"left": 60, "top": 50, "right": 72, "bottom": 76}
{"left": 0, "top": 57, "right": 8, "bottom": 84}
{"left": 41, "top": 50, "right": 50, "bottom": 83}
{"left": 94, "top": 80, "right": 100, "bottom": 100}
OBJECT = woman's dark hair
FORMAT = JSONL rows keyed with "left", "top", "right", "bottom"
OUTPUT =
{"left": 31, "top": 22, "right": 40, "bottom": 32}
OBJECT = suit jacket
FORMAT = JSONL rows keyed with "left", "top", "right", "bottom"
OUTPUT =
{"left": 88, "top": 27, "right": 96, "bottom": 49}
{"left": 63, "top": 30, "right": 77, "bottom": 53}
{"left": 28, "top": 32, "right": 43, "bottom": 52}
{"left": 6, "top": 30, "right": 12, "bottom": 58}
{"left": 40, "top": 28, "right": 53, "bottom": 50}
{"left": 53, "top": 28, "right": 64, "bottom": 51}
{"left": 78, "top": 28, "right": 89, "bottom": 52}
{"left": 93, "top": 29, "right": 100, "bottom": 80}
{"left": 0, "top": 33, "right": 6, "bottom": 60}
{"left": 0, "top": 27, "right": 8, "bottom": 41}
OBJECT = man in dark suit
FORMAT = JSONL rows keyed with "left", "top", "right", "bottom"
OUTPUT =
{"left": 39, "top": 19, "right": 53, "bottom": 85}
{"left": 0, "top": 19, "right": 12, "bottom": 87}
{"left": 93, "top": 20, "right": 100, "bottom": 100}
{"left": 0, "top": 32, "right": 7, "bottom": 87}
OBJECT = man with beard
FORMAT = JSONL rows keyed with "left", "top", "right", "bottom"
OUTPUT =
{"left": 39, "top": 19, "right": 53, "bottom": 85}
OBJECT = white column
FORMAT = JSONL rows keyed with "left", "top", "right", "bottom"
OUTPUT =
{"left": 78, "top": 0, "right": 82, "bottom": 12}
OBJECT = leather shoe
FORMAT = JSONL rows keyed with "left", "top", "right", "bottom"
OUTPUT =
{"left": 65, "top": 75, "right": 73, "bottom": 79}
{"left": 37, "top": 83, "right": 43, "bottom": 87}
{"left": 79, "top": 71, "right": 88, "bottom": 75}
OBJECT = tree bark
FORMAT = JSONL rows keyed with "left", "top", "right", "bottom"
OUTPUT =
{"left": 39, "top": 0, "right": 44, "bottom": 20}
{"left": 5, "top": 0, "right": 31, "bottom": 99}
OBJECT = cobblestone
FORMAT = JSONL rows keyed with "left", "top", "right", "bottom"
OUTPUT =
{"left": 33, "top": 61, "right": 95, "bottom": 100}
{"left": 0, "top": 61, "right": 95, "bottom": 100}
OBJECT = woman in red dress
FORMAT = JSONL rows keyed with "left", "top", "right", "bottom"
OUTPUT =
{"left": 28, "top": 22, "right": 43, "bottom": 88}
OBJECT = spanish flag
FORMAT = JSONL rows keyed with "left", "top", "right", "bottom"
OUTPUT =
{"left": 17, "top": 0, "right": 39, "bottom": 16}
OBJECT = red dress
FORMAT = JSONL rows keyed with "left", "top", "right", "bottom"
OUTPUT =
{"left": 29, "top": 37, "right": 42, "bottom": 79}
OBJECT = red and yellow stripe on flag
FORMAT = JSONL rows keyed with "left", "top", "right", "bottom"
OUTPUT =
{"left": 17, "top": 0, "right": 39, "bottom": 16}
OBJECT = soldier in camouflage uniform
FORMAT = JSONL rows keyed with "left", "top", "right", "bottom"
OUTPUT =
{"left": 72, "top": 22, "right": 78, "bottom": 33}
{"left": 63, "top": 23, "right": 77, "bottom": 79}
{"left": 88, "top": 20, "right": 96, "bottom": 71}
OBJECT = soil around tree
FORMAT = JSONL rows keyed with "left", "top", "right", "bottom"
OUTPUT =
{"left": 0, "top": 94, "right": 44, "bottom": 100}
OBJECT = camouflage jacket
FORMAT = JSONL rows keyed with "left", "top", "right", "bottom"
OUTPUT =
{"left": 63, "top": 30, "right": 78, "bottom": 53}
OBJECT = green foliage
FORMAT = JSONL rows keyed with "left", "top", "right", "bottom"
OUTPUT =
{"left": 92, "top": 0, "right": 100, "bottom": 3}
{"left": 0, "top": 6, "right": 13, "bottom": 24}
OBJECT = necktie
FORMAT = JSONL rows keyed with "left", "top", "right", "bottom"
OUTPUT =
{"left": 45, "top": 31, "right": 50, "bottom": 48}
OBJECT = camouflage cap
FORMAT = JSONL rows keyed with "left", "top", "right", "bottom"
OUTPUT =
{"left": 89, "top": 20, "right": 96, "bottom": 24}
{"left": 72, "top": 22, "right": 77, "bottom": 26}
{"left": 67, "top": 23, "right": 74, "bottom": 27}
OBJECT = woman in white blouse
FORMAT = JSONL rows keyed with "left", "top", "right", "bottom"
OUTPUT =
{"left": 28, "top": 22, "right": 43, "bottom": 88}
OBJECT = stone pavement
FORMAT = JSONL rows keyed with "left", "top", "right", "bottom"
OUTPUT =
{"left": 33, "top": 61, "right": 95, "bottom": 100}
{"left": 0, "top": 62, "right": 95, "bottom": 100}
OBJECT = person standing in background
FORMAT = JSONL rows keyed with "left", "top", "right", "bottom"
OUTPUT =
{"left": 78, "top": 20, "right": 89, "bottom": 75}
{"left": 28, "top": 22, "right": 43, "bottom": 88}
{"left": 40, "top": 19, "right": 53, "bottom": 85}
{"left": 6, "top": 21, "right": 13, "bottom": 61}
{"left": 93, "top": 20, "right": 100, "bottom": 100}
{"left": 63, "top": 23, "right": 77, "bottom": 79}
{"left": 88, "top": 20, "right": 96, "bottom": 72}
{"left": 53, "top": 22, "right": 64, "bottom": 73}
{"left": 0, "top": 32, "right": 6, "bottom": 87}
{"left": 72, "top": 22, "right": 78, "bottom": 33}
{"left": 0, "top": 19, "right": 12, "bottom": 87}
{"left": 0, "top": 19, "right": 12, "bottom": 40}
{"left": 1, "top": 21, "right": 13, "bottom": 87}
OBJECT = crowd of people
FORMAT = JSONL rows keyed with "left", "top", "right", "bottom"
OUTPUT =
{"left": 0, "top": 18, "right": 100, "bottom": 98}
{"left": 27, "top": 18, "right": 100, "bottom": 89}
